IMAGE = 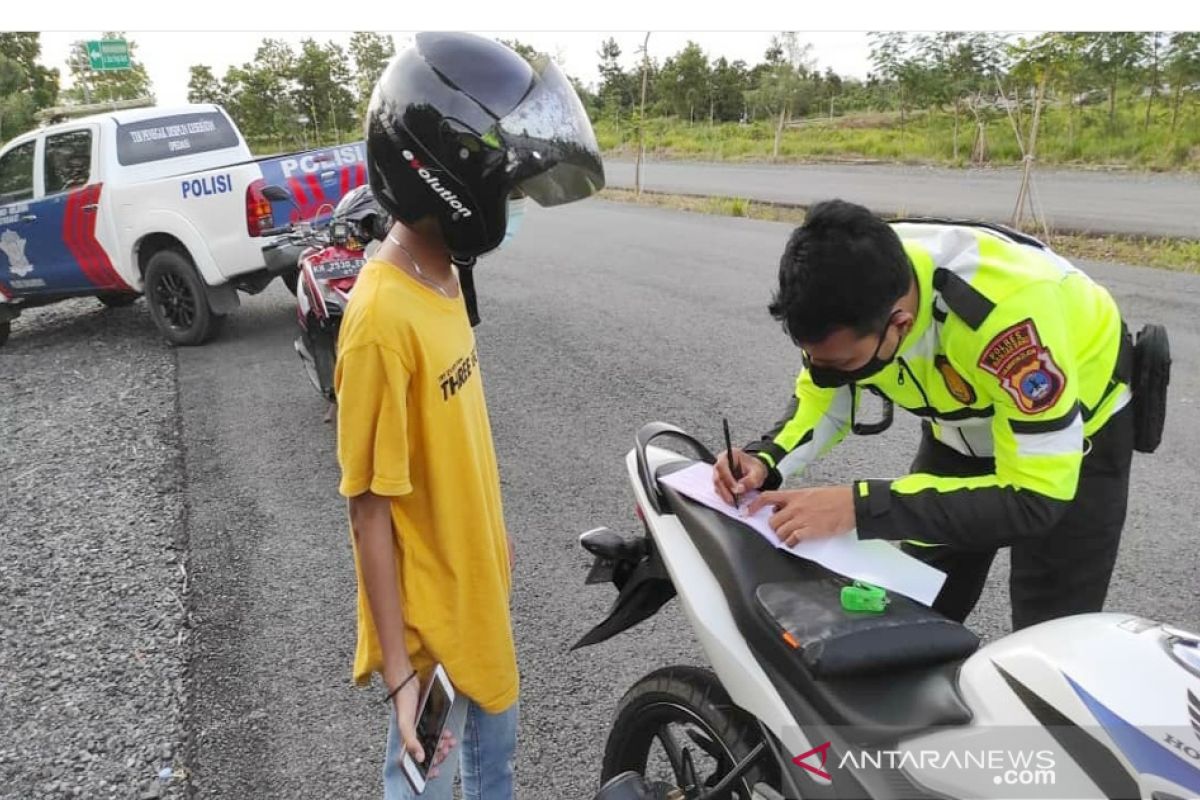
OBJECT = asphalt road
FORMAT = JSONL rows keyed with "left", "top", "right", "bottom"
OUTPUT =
{"left": 605, "top": 159, "right": 1200, "bottom": 238}
{"left": 166, "top": 199, "right": 1200, "bottom": 799}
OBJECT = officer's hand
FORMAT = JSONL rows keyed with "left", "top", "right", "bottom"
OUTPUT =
{"left": 713, "top": 449, "right": 768, "bottom": 505}
{"left": 746, "top": 486, "right": 855, "bottom": 547}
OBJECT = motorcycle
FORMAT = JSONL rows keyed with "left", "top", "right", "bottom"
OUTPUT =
{"left": 261, "top": 185, "right": 388, "bottom": 402}
{"left": 582, "top": 422, "right": 1200, "bottom": 800}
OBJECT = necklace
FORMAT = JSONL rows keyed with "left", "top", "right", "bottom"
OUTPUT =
{"left": 386, "top": 232, "right": 457, "bottom": 298}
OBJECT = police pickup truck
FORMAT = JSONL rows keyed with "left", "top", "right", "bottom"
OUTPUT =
{"left": 0, "top": 103, "right": 366, "bottom": 346}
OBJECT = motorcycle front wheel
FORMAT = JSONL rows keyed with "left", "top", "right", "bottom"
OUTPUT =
{"left": 282, "top": 268, "right": 299, "bottom": 295}
{"left": 601, "top": 666, "right": 778, "bottom": 800}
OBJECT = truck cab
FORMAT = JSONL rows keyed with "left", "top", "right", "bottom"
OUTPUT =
{"left": 0, "top": 103, "right": 366, "bottom": 347}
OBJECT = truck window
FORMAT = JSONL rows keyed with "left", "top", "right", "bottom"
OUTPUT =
{"left": 116, "top": 111, "right": 240, "bottom": 166}
{"left": 0, "top": 140, "right": 36, "bottom": 205}
{"left": 44, "top": 129, "right": 93, "bottom": 194}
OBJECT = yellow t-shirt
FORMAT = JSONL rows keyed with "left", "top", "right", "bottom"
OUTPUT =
{"left": 334, "top": 258, "right": 518, "bottom": 714}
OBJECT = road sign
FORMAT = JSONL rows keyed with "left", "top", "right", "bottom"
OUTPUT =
{"left": 86, "top": 40, "right": 130, "bottom": 71}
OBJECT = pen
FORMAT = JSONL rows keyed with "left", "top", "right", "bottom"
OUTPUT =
{"left": 723, "top": 416, "right": 742, "bottom": 509}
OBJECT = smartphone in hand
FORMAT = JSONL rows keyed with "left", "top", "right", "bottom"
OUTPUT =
{"left": 401, "top": 664, "right": 456, "bottom": 794}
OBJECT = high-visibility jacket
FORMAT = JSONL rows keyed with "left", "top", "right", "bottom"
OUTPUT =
{"left": 745, "top": 221, "right": 1131, "bottom": 548}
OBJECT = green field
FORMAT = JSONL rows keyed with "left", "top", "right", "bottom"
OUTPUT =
{"left": 241, "top": 98, "right": 1200, "bottom": 172}
{"left": 596, "top": 101, "right": 1200, "bottom": 171}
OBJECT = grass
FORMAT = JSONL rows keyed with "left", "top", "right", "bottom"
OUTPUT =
{"left": 242, "top": 93, "right": 1200, "bottom": 171}
{"left": 598, "top": 187, "right": 1200, "bottom": 274}
{"left": 597, "top": 98, "right": 1200, "bottom": 172}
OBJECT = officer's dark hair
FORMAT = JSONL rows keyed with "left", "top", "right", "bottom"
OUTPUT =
{"left": 769, "top": 199, "right": 913, "bottom": 345}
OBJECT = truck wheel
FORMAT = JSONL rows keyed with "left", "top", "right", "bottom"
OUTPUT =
{"left": 97, "top": 291, "right": 140, "bottom": 308}
{"left": 145, "top": 249, "right": 223, "bottom": 346}
{"left": 0, "top": 320, "right": 9, "bottom": 348}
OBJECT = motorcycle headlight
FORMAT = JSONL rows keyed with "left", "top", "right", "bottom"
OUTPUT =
{"left": 329, "top": 221, "right": 350, "bottom": 245}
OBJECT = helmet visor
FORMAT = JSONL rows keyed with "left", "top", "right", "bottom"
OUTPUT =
{"left": 495, "top": 56, "right": 605, "bottom": 207}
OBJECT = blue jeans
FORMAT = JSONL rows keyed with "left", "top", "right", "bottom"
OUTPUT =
{"left": 383, "top": 695, "right": 518, "bottom": 800}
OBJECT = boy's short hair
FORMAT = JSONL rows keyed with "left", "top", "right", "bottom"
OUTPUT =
{"left": 768, "top": 200, "right": 913, "bottom": 345}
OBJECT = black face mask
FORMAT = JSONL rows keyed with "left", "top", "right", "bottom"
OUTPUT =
{"left": 803, "top": 313, "right": 901, "bottom": 389}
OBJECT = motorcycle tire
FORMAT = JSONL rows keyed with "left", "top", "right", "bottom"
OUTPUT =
{"left": 601, "top": 666, "right": 776, "bottom": 800}
{"left": 282, "top": 268, "right": 299, "bottom": 295}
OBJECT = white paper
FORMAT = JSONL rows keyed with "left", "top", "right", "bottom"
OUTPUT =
{"left": 658, "top": 462, "right": 946, "bottom": 606}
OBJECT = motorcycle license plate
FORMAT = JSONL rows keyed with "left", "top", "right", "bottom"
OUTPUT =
{"left": 312, "top": 258, "right": 365, "bottom": 280}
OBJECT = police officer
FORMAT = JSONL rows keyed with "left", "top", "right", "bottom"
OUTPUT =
{"left": 714, "top": 199, "right": 1135, "bottom": 630}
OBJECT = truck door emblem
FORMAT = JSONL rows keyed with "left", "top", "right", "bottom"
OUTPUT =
{"left": 0, "top": 230, "right": 33, "bottom": 277}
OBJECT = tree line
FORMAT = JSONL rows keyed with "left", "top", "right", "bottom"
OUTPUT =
{"left": 2, "top": 31, "right": 1198, "bottom": 160}
{"left": 589, "top": 32, "right": 1200, "bottom": 158}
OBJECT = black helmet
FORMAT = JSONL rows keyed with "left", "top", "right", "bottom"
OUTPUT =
{"left": 332, "top": 184, "right": 390, "bottom": 242}
{"left": 333, "top": 184, "right": 380, "bottom": 223}
{"left": 365, "top": 32, "right": 605, "bottom": 260}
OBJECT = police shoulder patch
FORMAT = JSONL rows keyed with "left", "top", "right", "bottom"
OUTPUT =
{"left": 977, "top": 318, "right": 1066, "bottom": 414}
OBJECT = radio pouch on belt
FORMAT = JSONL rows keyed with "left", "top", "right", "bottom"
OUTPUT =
{"left": 1131, "top": 323, "right": 1170, "bottom": 454}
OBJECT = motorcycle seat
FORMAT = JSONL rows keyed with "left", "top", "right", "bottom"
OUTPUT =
{"left": 657, "top": 462, "right": 978, "bottom": 744}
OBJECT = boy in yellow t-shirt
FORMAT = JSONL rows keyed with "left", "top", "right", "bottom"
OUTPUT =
{"left": 339, "top": 32, "right": 604, "bottom": 800}
{"left": 337, "top": 232, "right": 518, "bottom": 797}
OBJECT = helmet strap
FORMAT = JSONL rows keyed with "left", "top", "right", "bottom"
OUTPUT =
{"left": 453, "top": 256, "right": 481, "bottom": 327}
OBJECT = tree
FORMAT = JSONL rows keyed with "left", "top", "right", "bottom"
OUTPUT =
{"left": 1143, "top": 32, "right": 1165, "bottom": 130}
{"left": 64, "top": 32, "right": 153, "bottom": 104}
{"left": 221, "top": 39, "right": 298, "bottom": 149}
{"left": 1086, "top": 33, "right": 1147, "bottom": 126}
{"left": 1009, "top": 33, "right": 1092, "bottom": 149}
{"left": 658, "top": 41, "right": 710, "bottom": 123}
{"left": 597, "top": 37, "right": 632, "bottom": 119}
{"left": 186, "top": 65, "right": 223, "bottom": 105}
{"left": 1165, "top": 32, "right": 1200, "bottom": 132}
{"left": 349, "top": 32, "right": 394, "bottom": 115}
{"left": 817, "top": 66, "right": 844, "bottom": 117}
{"left": 915, "top": 33, "right": 967, "bottom": 157}
{"left": 745, "top": 33, "right": 815, "bottom": 159}
{"left": 710, "top": 57, "right": 750, "bottom": 122}
{"left": 292, "top": 39, "right": 356, "bottom": 143}
{"left": 0, "top": 33, "right": 59, "bottom": 141}
{"left": 869, "top": 32, "right": 923, "bottom": 125}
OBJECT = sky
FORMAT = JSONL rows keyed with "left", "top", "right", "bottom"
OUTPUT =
{"left": 35, "top": 31, "right": 876, "bottom": 108}
{"left": 17, "top": 0, "right": 1200, "bottom": 108}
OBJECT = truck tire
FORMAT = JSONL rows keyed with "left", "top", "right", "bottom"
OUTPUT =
{"left": 144, "top": 249, "right": 223, "bottom": 346}
{"left": 97, "top": 291, "right": 140, "bottom": 308}
{"left": 0, "top": 320, "right": 9, "bottom": 348}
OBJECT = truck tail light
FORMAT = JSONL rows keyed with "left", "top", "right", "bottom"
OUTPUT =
{"left": 245, "top": 179, "right": 274, "bottom": 237}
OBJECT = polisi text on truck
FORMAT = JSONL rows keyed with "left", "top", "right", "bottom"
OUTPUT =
{"left": 181, "top": 174, "right": 233, "bottom": 199}
{"left": 279, "top": 145, "right": 365, "bottom": 179}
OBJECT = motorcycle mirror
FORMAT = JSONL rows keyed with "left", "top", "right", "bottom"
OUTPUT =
{"left": 579, "top": 527, "right": 622, "bottom": 557}
{"left": 261, "top": 184, "right": 296, "bottom": 204}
